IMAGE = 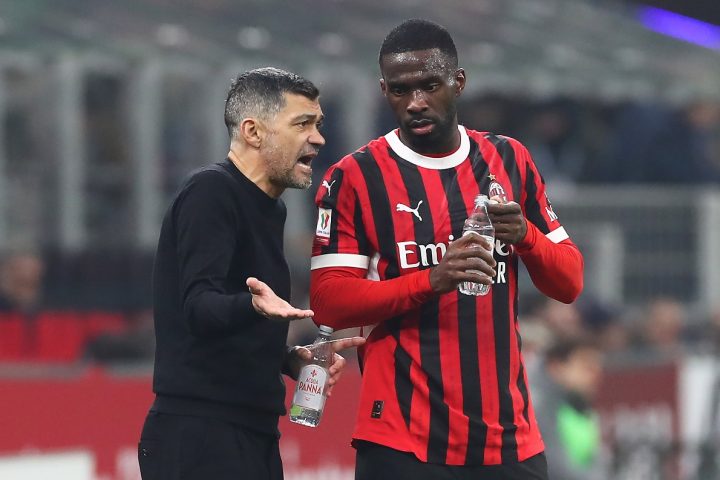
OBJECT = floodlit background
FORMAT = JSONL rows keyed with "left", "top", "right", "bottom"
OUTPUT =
{"left": 0, "top": 0, "right": 719, "bottom": 479}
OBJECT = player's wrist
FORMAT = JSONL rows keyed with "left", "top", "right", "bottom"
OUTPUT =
{"left": 515, "top": 221, "right": 536, "bottom": 252}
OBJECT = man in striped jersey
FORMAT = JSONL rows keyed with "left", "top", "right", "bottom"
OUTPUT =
{"left": 310, "top": 19, "right": 583, "bottom": 480}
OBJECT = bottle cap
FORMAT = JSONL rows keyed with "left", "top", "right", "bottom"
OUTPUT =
{"left": 475, "top": 194, "right": 489, "bottom": 207}
{"left": 318, "top": 325, "right": 334, "bottom": 335}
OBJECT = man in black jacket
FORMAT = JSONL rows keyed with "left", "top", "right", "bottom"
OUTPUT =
{"left": 138, "top": 67, "right": 364, "bottom": 480}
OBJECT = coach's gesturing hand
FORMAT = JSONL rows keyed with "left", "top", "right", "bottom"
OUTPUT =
{"left": 247, "top": 277, "right": 314, "bottom": 321}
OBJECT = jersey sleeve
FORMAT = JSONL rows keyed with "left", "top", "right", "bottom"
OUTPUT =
{"left": 309, "top": 158, "right": 435, "bottom": 329}
{"left": 311, "top": 160, "right": 372, "bottom": 271}
{"left": 311, "top": 267, "right": 434, "bottom": 330}
{"left": 514, "top": 139, "right": 569, "bottom": 243}
{"left": 511, "top": 139, "right": 584, "bottom": 303}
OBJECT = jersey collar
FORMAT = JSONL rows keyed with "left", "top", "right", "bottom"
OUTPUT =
{"left": 384, "top": 125, "right": 469, "bottom": 170}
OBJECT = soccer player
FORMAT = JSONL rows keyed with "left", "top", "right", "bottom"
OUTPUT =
{"left": 310, "top": 19, "right": 583, "bottom": 480}
{"left": 138, "top": 68, "right": 364, "bottom": 480}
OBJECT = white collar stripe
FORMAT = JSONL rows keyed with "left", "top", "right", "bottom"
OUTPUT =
{"left": 384, "top": 125, "right": 470, "bottom": 170}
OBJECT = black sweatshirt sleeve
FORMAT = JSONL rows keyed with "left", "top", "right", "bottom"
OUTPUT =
{"left": 174, "top": 171, "right": 255, "bottom": 336}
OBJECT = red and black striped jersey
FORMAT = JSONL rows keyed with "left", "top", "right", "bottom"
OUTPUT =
{"left": 310, "top": 126, "right": 581, "bottom": 466}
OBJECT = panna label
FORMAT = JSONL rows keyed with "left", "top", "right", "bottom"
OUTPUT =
{"left": 292, "top": 365, "right": 328, "bottom": 410}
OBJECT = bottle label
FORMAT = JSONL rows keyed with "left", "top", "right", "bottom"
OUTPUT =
{"left": 292, "top": 365, "right": 328, "bottom": 409}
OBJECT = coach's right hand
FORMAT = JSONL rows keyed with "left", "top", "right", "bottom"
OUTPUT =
{"left": 429, "top": 234, "right": 496, "bottom": 294}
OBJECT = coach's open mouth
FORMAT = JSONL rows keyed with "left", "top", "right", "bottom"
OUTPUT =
{"left": 297, "top": 153, "right": 316, "bottom": 166}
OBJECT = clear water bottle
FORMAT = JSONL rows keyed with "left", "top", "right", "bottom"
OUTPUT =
{"left": 289, "top": 325, "right": 334, "bottom": 427}
{"left": 458, "top": 194, "right": 495, "bottom": 296}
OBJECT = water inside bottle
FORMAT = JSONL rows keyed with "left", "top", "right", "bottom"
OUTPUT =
{"left": 458, "top": 231, "right": 495, "bottom": 296}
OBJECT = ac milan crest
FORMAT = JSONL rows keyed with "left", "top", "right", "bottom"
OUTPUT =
{"left": 488, "top": 180, "right": 507, "bottom": 203}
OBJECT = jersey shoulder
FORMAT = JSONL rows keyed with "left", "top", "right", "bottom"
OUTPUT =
{"left": 332, "top": 133, "right": 390, "bottom": 171}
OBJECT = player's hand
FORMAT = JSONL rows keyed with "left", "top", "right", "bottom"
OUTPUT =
{"left": 289, "top": 336, "right": 365, "bottom": 396}
{"left": 429, "top": 233, "right": 496, "bottom": 294}
{"left": 247, "top": 277, "right": 314, "bottom": 321}
{"left": 486, "top": 198, "right": 527, "bottom": 245}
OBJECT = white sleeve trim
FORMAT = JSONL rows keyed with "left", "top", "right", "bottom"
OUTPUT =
{"left": 546, "top": 226, "right": 569, "bottom": 244}
{"left": 311, "top": 253, "right": 370, "bottom": 270}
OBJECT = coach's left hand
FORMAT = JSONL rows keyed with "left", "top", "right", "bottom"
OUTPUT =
{"left": 247, "top": 277, "right": 314, "bottom": 321}
{"left": 288, "top": 336, "right": 365, "bottom": 396}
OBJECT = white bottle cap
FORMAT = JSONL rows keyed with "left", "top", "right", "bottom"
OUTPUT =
{"left": 475, "top": 194, "right": 489, "bottom": 207}
{"left": 318, "top": 325, "right": 334, "bottom": 335}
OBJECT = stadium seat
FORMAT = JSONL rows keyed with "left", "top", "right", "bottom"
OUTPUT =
{"left": 33, "top": 312, "right": 87, "bottom": 362}
{"left": 0, "top": 313, "right": 27, "bottom": 360}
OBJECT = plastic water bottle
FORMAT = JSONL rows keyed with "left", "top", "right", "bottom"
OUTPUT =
{"left": 458, "top": 194, "right": 495, "bottom": 296}
{"left": 289, "top": 325, "right": 334, "bottom": 427}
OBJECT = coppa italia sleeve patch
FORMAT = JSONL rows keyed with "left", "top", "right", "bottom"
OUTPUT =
{"left": 315, "top": 207, "right": 332, "bottom": 245}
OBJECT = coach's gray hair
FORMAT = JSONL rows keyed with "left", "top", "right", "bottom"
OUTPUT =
{"left": 224, "top": 67, "right": 319, "bottom": 138}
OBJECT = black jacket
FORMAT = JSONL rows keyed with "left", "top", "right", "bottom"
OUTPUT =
{"left": 150, "top": 159, "right": 291, "bottom": 434}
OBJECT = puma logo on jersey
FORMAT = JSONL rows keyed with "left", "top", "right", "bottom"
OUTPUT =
{"left": 322, "top": 179, "right": 336, "bottom": 196}
{"left": 396, "top": 200, "right": 423, "bottom": 221}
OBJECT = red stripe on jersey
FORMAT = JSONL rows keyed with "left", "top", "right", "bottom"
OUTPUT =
{"left": 453, "top": 155, "right": 506, "bottom": 461}
{"left": 454, "top": 158, "right": 483, "bottom": 210}
{"left": 477, "top": 297, "right": 502, "bottom": 464}
{"left": 417, "top": 167, "right": 454, "bottom": 240}
{"left": 511, "top": 141, "right": 532, "bottom": 211}
{"left": 476, "top": 136, "right": 511, "bottom": 195}
{"left": 520, "top": 366, "right": 544, "bottom": 460}
{"left": 335, "top": 166, "right": 362, "bottom": 254}
{"left": 373, "top": 143, "right": 417, "bottom": 274}
{"left": 438, "top": 292, "right": 468, "bottom": 464}
{"left": 402, "top": 313, "right": 431, "bottom": 461}
{"left": 511, "top": 139, "right": 555, "bottom": 233}
{"left": 419, "top": 167, "right": 468, "bottom": 464}
{"left": 455, "top": 145, "right": 507, "bottom": 462}
{"left": 345, "top": 156, "right": 381, "bottom": 256}
{"left": 506, "top": 253, "right": 527, "bottom": 458}
{"left": 365, "top": 142, "right": 399, "bottom": 280}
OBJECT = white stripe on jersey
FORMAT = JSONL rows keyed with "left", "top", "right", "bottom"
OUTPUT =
{"left": 546, "top": 226, "right": 569, "bottom": 244}
{"left": 310, "top": 253, "right": 370, "bottom": 270}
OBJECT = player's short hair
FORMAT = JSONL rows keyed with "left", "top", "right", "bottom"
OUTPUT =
{"left": 379, "top": 19, "right": 458, "bottom": 68}
{"left": 224, "top": 67, "right": 319, "bottom": 138}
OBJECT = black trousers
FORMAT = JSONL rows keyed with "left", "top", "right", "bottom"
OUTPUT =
{"left": 355, "top": 441, "right": 548, "bottom": 480}
{"left": 138, "top": 411, "right": 283, "bottom": 480}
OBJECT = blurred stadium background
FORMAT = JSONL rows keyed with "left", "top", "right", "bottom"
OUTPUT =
{"left": 0, "top": 0, "right": 719, "bottom": 478}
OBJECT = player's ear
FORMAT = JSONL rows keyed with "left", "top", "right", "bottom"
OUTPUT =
{"left": 379, "top": 78, "right": 387, "bottom": 96}
{"left": 455, "top": 69, "right": 466, "bottom": 96}
{"left": 239, "top": 117, "right": 263, "bottom": 148}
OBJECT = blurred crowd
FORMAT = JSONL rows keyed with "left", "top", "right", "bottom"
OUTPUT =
{"left": 0, "top": 251, "right": 155, "bottom": 365}
{"left": 457, "top": 94, "right": 720, "bottom": 190}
